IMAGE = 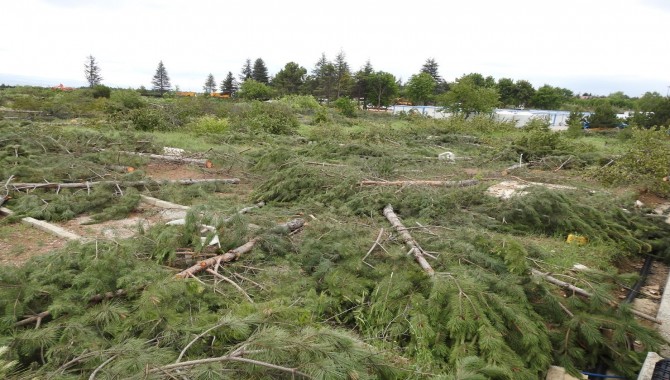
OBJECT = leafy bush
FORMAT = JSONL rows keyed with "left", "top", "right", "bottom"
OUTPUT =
{"left": 334, "top": 97, "right": 358, "bottom": 117}
{"left": 184, "top": 115, "right": 229, "bottom": 135}
{"left": 110, "top": 89, "right": 146, "bottom": 110}
{"left": 229, "top": 101, "right": 298, "bottom": 134}
{"left": 513, "top": 118, "right": 563, "bottom": 160}
{"left": 91, "top": 85, "right": 111, "bottom": 99}
{"left": 276, "top": 95, "right": 322, "bottom": 114}
{"left": 129, "top": 107, "right": 169, "bottom": 131}
{"left": 596, "top": 127, "right": 670, "bottom": 195}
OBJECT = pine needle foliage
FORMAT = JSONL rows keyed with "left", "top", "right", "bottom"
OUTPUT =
{"left": 595, "top": 126, "right": 670, "bottom": 196}
{"left": 485, "top": 188, "right": 656, "bottom": 256}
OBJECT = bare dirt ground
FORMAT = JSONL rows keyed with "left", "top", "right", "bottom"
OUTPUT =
{"left": 0, "top": 162, "right": 218, "bottom": 265}
{"left": 0, "top": 218, "right": 67, "bottom": 265}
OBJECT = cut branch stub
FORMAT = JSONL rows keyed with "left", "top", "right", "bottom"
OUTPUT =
{"left": 383, "top": 204, "right": 435, "bottom": 276}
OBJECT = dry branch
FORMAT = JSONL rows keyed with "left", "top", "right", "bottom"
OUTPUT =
{"left": 206, "top": 269, "right": 253, "bottom": 303}
{"left": 114, "top": 150, "right": 213, "bottom": 168}
{"left": 361, "top": 179, "right": 478, "bottom": 188}
{"left": 362, "top": 228, "right": 385, "bottom": 267}
{"left": 8, "top": 178, "right": 239, "bottom": 191}
{"left": 175, "top": 219, "right": 305, "bottom": 278}
{"left": 149, "top": 354, "right": 311, "bottom": 378}
{"left": 531, "top": 269, "right": 662, "bottom": 324}
{"left": 383, "top": 205, "right": 434, "bottom": 276}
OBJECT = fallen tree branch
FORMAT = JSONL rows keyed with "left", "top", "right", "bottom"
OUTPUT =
{"left": 89, "top": 355, "right": 117, "bottom": 380}
{"left": 150, "top": 354, "right": 311, "bottom": 378}
{"left": 15, "top": 289, "right": 128, "bottom": 327}
{"left": 305, "top": 161, "right": 348, "bottom": 167}
{"left": 361, "top": 179, "right": 478, "bottom": 188}
{"left": 14, "top": 311, "right": 51, "bottom": 328}
{"left": 531, "top": 269, "right": 662, "bottom": 324}
{"left": 362, "top": 228, "right": 385, "bottom": 267}
{"left": 7, "top": 178, "right": 240, "bottom": 191}
{"left": 113, "top": 150, "right": 213, "bottom": 168}
{"left": 175, "top": 219, "right": 305, "bottom": 278}
{"left": 206, "top": 269, "right": 253, "bottom": 303}
{"left": 383, "top": 205, "right": 434, "bottom": 276}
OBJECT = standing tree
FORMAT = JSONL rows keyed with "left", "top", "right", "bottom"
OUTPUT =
{"left": 352, "top": 60, "right": 374, "bottom": 108}
{"left": 406, "top": 72, "right": 436, "bottom": 105}
{"left": 333, "top": 50, "right": 353, "bottom": 98}
{"left": 240, "top": 59, "right": 253, "bottom": 82}
{"left": 272, "top": 62, "right": 307, "bottom": 96}
{"left": 438, "top": 75, "right": 499, "bottom": 118}
{"left": 203, "top": 73, "right": 216, "bottom": 94}
{"left": 367, "top": 71, "right": 399, "bottom": 108}
{"left": 514, "top": 80, "right": 536, "bottom": 108}
{"left": 151, "top": 61, "right": 171, "bottom": 95}
{"left": 420, "top": 58, "right": 441, "bottom": 83}
{"left": 252, "top": 58, "right": 269, "bottom": 84}
{"left": 497, "top": 77, "right": 516, "bottom": 107}
{"left": 84, "top": 55, "right": 102, "bottom": 87}
{"left": 420, "top": 58, "right": 448, "bottom": 94}
{"left": 220, "top": 71, "right": 238, "bottom": 96}
{"left": 310, "top": 53, "right": 337, "bottom": 102}
{"left": 530, "top": 84, "right": 572, "bottom": 110}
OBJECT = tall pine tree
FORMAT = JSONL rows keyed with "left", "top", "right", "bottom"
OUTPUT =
{"left": 311, "top": 53, "right": 336, "bottom": 102}
{"left": 333, "top": 50, "right": 352, "bottom": 98}
{"left": 252, "top": 58, "right": 269, "bottom": 84}
{"left": 239, "top": 59, "right": 252, "bottom": 82}
{"left": 203, "top": 73, "right": 216, "bottom": 94}
{"left": 353, "top": 60, "right": 374, "bottom": 108}
{"left": 151, "top": 61, "right": 171, "bottom": 95}
{"left": 84, "top": 55, "right": 102, "bottom": 88}
{"left": 220, "top": 71, "right": 237, "bottom": 96}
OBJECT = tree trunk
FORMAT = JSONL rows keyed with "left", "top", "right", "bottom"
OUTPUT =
{"left": 531, "top": 269, "right": 662, "bottom": 324}
{"left": 175, "top": 219, "right": 305, "bottom": 278}
{"left": 382, "top": 204, "right": 434, "bottom": 276}
{"left": 113, "top": 151, "right": 213, "bottom": 168}
{"left": 361, "top": 179, "right": 478, "bottom": 188}
{"left": 7, "top": 178, "right": 239, "bottom": 191}
{"left": 0, "top": 207, "right": 81, "bottom": 241}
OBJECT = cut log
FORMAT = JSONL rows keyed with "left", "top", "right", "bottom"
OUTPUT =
{"left": 140, "top": 195, "right": 191, "bottom": 210}
{"left": 0, "top": 207, "right": 82, "bottom": 241}
{"left": 7, "top": 178, "right": 240, "bottom": 191}
{"left": 383, "top": 204, "right": 434, "bottom": 276}
{"left": 531, "top": 269, "right": 662, "bottom": 324}
{"left": 175, "top": 219, "right": 305, "bottom": 278}
{"left": 115, "top": 150, "right": 213, "bottom": 168}
{"left": 361, "top": 179, "right": 478, "bottom": 188}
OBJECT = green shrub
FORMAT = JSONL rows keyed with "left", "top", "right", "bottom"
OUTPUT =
{"left": 596, "top": 127, "right": 670, "bottom": 195}
{"left": 129, "top": 107, "right": 168, "bottom": 131}
{"left": 110, "top": 89, "right": 146, "bottom": 110}
{"left": 513, "top": 118, "right": 563, "bottom": 160}
{"left": 277, "top": 95, "right": 322, "bottom": 114}
{"left": 229, "top": 101, "right": 298, "bottom": 134}
{"left": 185, "top": 115, "right": 229, "bottom": 135}
{"left": 334, "top": 97, "right": 358, "bottom": 118}
{"left": 92, "top": 85, "right": 111, "bottom": 99}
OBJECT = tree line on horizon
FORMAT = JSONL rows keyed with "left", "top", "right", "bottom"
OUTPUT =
{"left": 64, "top": 53, "right": 670, "bottom": 128}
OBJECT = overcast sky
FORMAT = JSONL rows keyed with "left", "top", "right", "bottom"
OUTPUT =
{"left": 1, "top": 0, "right": 669, "bottom": 97}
